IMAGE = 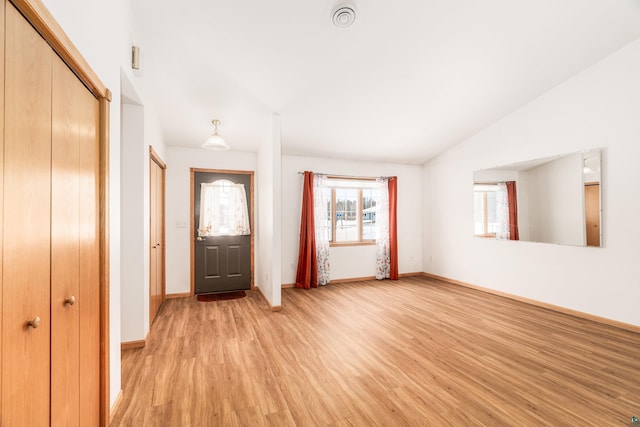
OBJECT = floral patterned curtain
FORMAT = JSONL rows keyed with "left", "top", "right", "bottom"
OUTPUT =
{"left": 375, "top": 177, "right": 390, "bottom": 279}
{"left": 314, "top": 174, "right": 330, "bottom": 285}
{"left": 495, "top": 182, "right": 510, "bottom": 240}
{"left": 198, "top": 180, "right": 250, "bottom": 236}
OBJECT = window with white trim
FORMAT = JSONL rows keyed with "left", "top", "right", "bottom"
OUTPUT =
{"left": 325, "top": 178, "right": 380, "bottom": 246}
{"left": 473, "top": 184, "right": 498, "bottom": 237}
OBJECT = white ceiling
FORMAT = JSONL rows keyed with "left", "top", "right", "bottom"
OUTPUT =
{"left": 131, "top": 0, "right": 640, "bottom": 165}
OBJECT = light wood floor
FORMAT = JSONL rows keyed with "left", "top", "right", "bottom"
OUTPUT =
{"left": 110, "top": 277, "right": 640, "bottom": 426}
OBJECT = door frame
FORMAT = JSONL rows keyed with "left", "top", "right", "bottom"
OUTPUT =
{"left": 9, "top": 0, "right": 111, "bottom": 425}
{"left": 149, "top": 146, "right": 166, "bottom": 322}
{"left": 190, "top": 168, "right": 254, "bottom": 295}
{"left": 584, "top": 182, "right": 601, "bottom": 247}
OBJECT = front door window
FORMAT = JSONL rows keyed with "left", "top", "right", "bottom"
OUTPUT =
{"left": 198, "top": 179, "right": 250, "bottom": 236}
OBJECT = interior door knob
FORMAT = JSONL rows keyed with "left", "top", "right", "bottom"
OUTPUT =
{"left": 27, "top": 316, "right": 41, "bottom": 329}
{"left": 64, "top": 296, "right": 76, "bottom": 306}
{"left": 196, "top": 237, "right": 203, "bottom": 241}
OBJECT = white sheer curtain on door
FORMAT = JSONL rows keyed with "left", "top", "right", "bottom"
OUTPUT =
{"left": 314, "top": 174, "right": 330, "bottom": 285}
{"left": 495, "top": 182, "right": 510, "bottom": 240}
{"left": 198, "top": 180, "right": 250, "bottom": 236}
{"left": 375, "top": 177, "right": 390, "bottom": 280}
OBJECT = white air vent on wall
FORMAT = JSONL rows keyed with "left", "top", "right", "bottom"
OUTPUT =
{"left": 332, "top": 6, "right": 356, "bottom": 28}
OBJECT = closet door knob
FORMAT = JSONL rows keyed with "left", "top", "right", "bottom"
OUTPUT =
{"left": 64, "top": 296, "right": 76, "bottom": 306}
{"left": 27, "top": 316, "right": 41, "bottom": 329}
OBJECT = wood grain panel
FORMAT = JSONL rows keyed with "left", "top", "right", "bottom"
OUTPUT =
{"left": 2, "top": 4, "right": 52, "bottom": 425}
{"left": 150, "top": 159, "right": 159, "bottom": 323}
{"left": 51, "top": 53, "right": 81, "bottom": 427}
{"left": 98, "top": 94, "right": 111, "bottom": 427}
{"left": 0, "top": 0, "right": 5, "bottom": 419}
{"left": 149, "top": 157, "right": 166, "bottom": 324}
{"left": 149, "top": 146, "right": 167, "bottom": 324}
{"left": 585, "top": 183, "right": 600, "bottom": 247}
{"left": 11, "top": 0, "right": 108, "bottom": 99}
{"left": 78, "top": 62, "right": 101, "bottom": 427}
{"left": 110, "top": 277, "right": 640, "bottom": 426}
{"left": 157, "top": 163, "right": 166, "bottom": 303}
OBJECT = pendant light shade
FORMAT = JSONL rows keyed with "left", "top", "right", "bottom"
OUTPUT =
{"left": 202, "top": 119, "right": 230, "bottom": 150}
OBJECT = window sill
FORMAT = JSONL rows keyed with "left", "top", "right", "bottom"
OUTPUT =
{"left": 475, "top": 234, "right": 497, "bottom": 239}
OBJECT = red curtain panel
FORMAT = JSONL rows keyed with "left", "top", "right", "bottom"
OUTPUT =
{"left": 388, "top": 177, "right": 399, "bottom": 280}
{"left": 506, "top": 181, "right": 519, "bottom": 241}
{"left": 295, "top": 171, "right": 318, "bottom": 288}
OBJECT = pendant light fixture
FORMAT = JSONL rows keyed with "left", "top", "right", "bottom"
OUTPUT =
{"left": 202, "top": 119, "right": 230, "bottom": 150}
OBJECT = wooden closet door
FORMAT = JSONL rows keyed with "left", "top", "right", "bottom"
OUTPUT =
{"left": 0, "top": 1, "right": 5, "bottom": 418}
{"left": 150, "top": 159, "right": 159, "bottom": 323}
{"left": 2, "top": 3, "right": 53, "bottom": 426}
{"left": 51, "top": 28, "right": 100, "bottom": 427}
{"left": 150, "top": 158, "right": 164, "bottom": 324}
{"left": 78, "top": 70, "right": 100, "bottom": 427}
{"left": 51, "top": 52, "right": 84, "bottom": 426}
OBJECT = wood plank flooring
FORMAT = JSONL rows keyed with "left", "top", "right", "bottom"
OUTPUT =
{"left": 110, "top": 277, "right": 640, "bottom": 426}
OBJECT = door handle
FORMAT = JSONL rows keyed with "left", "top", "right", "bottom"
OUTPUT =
{"left": 196, "top": 237, "right": 204, "bottom": 241}
{"left": 64, "top": 296, "right": 76, "bottom": 306}
{"left": 27, "top": 316, "right": 41, "bottom": 329}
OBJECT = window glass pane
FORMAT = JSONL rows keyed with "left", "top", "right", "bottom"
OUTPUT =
{"left": 473, "top": 191, "right": 484, "bottom": 234}
{"left": 200, "top": 179, "right": 250, "bottom": 236}
{"left": 217, "top": 181, "right": 231, "bottom": 234}
{"left": 362, "top": 188, "right": 376, "bottom": 240}
{"left": 473, "top": 184, "right": 497, "bottom": 236}
{"left": 326, "top": 178, "right": 380, "bottom": 244}
{"left": 335, "top": 188, "right": 358, "bottom": 242}
{"left": 324, "top": 188, "right": 332, "bottom": 241}
{"left": 486, "top": 191, "right": 497, "bottom": 233}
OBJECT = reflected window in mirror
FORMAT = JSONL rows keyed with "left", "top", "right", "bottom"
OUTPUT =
{"left": 473, "top": 149, "right": 602, "bottom": 247}
{"left": 474, "top": 184, "right": 497, "bottom": 237}
{"left": 473, "top": 182, "right": 519, "bottom": 240}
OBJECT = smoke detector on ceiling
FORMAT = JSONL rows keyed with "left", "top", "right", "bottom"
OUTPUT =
{"left": 332, "top": 5, "right": 356, "bottom": 28}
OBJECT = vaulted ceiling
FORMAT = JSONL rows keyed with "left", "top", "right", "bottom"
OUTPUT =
{"left": 131, "top": 0, "right": 640, "bottom": 164}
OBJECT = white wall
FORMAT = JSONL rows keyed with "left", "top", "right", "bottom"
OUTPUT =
{"left": 120, "top": 102, "right": 149, "bottom": 342}
{"left": 282, "top": 155, "right": 423, "bottom": 284}
{"left": 423, "top": 38, "right": 640, "bottom": 327}
{"left": 526, "top": 153, "right": 584, "bottom": 245}
{"left": 255, "top": 115, "right": 282, "bottom": 308}
{"left": 473, "top": 170, "right": 518, "bottom": 182}
{"left": 165, "top": 147, "right": 257, "bottom": 294}
{"left": 119, "top": 73, "right": 168, "bottom": 344}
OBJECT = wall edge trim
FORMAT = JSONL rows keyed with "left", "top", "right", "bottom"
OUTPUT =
{"left": 166, "top": 292, "right": 191, "bottom": 299}
{"left": 120, "top": 340, "right": 145, "bottom": 350}
{"left": 422, "top": 272, "right": 640, "bottom": 335}
{"left": 109, "top": 390, "right": 123, "bottom": 424}
{"left": 255, "top": 286, "right": 281, "bottom": 311}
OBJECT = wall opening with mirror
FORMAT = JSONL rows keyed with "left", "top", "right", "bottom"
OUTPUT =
{"left": 473, "top": 149, "right": 602, "bottom": 247}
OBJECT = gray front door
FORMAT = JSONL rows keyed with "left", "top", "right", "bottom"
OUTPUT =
{"left": 194, "top": 171, "right": 252, "bottom": 294}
